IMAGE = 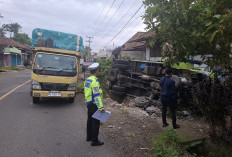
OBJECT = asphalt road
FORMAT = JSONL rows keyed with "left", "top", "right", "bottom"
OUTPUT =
{"left": 0, "top": 70, "right": 117, "bottom": 157}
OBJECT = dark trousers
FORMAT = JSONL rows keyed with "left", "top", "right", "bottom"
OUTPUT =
{"left": 87, "top": 103, "right": 100, "bottom": 142}
{"left": 161, "top": 96, "right": 177, "bottom": 126}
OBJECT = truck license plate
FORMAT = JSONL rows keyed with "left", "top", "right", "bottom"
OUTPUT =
{"left": 48, "top": 91, "right": 61, "bottom": 97}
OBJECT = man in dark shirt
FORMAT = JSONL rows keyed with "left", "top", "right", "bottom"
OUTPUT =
{"left": 159, "top": 68, "right": 180, "bottom": 129}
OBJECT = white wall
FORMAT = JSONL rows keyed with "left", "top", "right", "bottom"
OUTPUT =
{"left": 122, "top": 51, "right": 145, "bottom": 60}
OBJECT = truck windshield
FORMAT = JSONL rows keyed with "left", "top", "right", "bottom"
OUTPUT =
{"left": 33, "top": 53, "right": 77, "bottom": 77}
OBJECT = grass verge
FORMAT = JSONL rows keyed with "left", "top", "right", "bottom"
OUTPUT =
{"left": 151, "top": 129, "right": 232, "bottom": 157}
{"left": 0, "top": 66, "right": 19, "bottom": 71}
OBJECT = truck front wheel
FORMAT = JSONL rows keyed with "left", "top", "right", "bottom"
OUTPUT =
{"left": 33, "top": 97, "right": 40, "bottom": 104}
{"left": 68, "top": 98, "right": 75, "bottom": 103}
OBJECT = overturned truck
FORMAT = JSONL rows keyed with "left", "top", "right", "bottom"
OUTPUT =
{"left": 108, "top": 59, "right": 212, "bottom": 106}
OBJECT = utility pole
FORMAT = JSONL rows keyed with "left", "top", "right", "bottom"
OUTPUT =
{"left": 85, "top": 36, "right": 93, "bottom": 56}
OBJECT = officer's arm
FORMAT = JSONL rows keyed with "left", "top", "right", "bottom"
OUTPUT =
{"left": 92, "top": 84, "right": 104, "bottom": 111}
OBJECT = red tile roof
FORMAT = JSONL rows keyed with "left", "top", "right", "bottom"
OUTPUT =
{"left": 0, "top": 37, "right": 31, "bottom": 51}
{"left": 122, "top": 31, "right": 152, "bottom": 51}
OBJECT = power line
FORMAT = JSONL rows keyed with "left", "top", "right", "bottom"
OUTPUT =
{"left": 92, "top": 0, "right": 141, "bottom": 47}
{"left": 113, "top": 13, "right": 144, "bottom": 44}
{"left": 104, "top": 0, "right": 117, "bottom": 20}
{"left": 94, "top": 0, "right": 110, "bottom": 25}
{"left": 104, "top": 4, "right": 144, "bottom": 47}
{"left": 95, "top": 0, "right": 125, "bottom": 36}
{"left": 99, "top": 0, "right": 141, "bottom": 39}
{"left": 93, "top": 0, "right": 117, "bottom": 36}
{"left": 91, "top": 0, "right": 142, "bottom": 49}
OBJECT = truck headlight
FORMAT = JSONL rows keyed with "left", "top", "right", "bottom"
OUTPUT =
{"left": 67, "top": 82, "right": 77, "bottom": 91}
{"left": 32, "top": 80, "right": 41, "bottom": 90}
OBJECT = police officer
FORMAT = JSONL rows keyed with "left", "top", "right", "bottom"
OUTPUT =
{"left": 84, "top": 63, "right": 105, "bottom": 146}
{"left": 159, "top": 68, "right": 180, "bottom": 129}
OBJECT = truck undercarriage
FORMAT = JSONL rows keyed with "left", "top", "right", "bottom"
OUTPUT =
{"left": 108, "top": 59, "right": 213, "bottom": 106}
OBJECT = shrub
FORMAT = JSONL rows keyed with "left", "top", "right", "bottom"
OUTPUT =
{"left": 192, "top": 79, "right": 232, "bottom": 144}
{"left": 77, "top": 80, "right": 84, "bottom": 93}
{"left": 94, "top": 58, "right": 113, "bottom": 80}
{"left": 152, "top": 129, "right": 194, "bottom": 157}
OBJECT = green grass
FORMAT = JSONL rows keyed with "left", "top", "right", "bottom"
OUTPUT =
{"left": 121, "top": 109, "right": 129, "bottom": 114}
{"left": 0, "top": 66, "right": 19, "bottom": 71}
{"left": 151, "top": 129, "right": 232, "bottom": 157}
{"left": 151, "top": 129, "right": 195, "bottom": 157}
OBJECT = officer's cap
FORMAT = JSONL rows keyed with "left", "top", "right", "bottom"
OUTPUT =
{"left": 88, "top": 62, "right": 99, "bottom": 70}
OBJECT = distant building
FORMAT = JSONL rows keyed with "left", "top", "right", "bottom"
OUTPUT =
{"left": 96, "top": 49, "right": 112, "bottom": 58}
{"left": 0, "top": 37, "right": 32, "bottom": 66}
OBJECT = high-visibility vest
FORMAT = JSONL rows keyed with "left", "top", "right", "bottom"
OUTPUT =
{"left": 84, "top": 75, "right": 104, "bottom": 110}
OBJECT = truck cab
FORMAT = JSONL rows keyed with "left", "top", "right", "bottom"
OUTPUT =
{"left": 31, "top": 47, "right": 80, "bottom": 103}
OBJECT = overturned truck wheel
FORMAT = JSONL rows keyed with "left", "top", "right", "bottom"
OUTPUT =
{"left": 114, "top": 59, "right": 130, "bottom": 65}
{"left": 112, "top": 85, "right": 126, "bottom": 91}
{"left": 113, "top": 64, "right": 129, "bottom": 70}
{"left": 111, "top": 90, "right": 126, "bottom": 97}
{"left": 134, "top": 97, "right": 149, "bottom": 108}
{"left": 109, "top": 69, "right": 119, "bottom": 82}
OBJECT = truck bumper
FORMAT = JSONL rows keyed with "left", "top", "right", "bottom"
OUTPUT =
{"left": 32, "top": 90, "right": 76, "bottom": 98}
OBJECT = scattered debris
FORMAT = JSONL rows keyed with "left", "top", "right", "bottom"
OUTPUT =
{"left": 145, "top": 106, "right": 161, "bottom": 115}
{"left": 107, "top": 125, "right": 115, "bottom": 128}
{"left": 134, "top": 97, "right": 149, "bottom": 108}
{"left": 125, "top": 132, "right": 135, "bottom": 137}
{"left": 177, "top": 110, "right": 191, "bottom": 117}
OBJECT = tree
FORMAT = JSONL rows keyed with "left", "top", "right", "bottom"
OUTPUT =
{"left": 143, "top": 0, "right": 232, "bottom": 73}
{"left": 143, "top": 0, "right": 232, "bottom": 144}
{"left": 0, "top": 13, "right": 4, "bottom": 37}
{"left": 13, "top": 33, "right": 31, "bottom": 45}
{"left": 0, "top": 27, "right": 5, "bottom": 37}
{"left": 2, "top": 23, "right": 22, "bottom": 38}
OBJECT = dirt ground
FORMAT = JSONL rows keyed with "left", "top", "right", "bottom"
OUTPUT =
{"left": 101, "top": 96, "right": 209, "bottom": 157}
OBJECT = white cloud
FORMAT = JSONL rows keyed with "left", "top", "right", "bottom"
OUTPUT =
{"left": 0, "top": 0, "right": 146, "bottom": 51}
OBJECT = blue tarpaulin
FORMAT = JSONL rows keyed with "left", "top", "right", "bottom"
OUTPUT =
{"left": 31, "top": 28, "right": 83, "bottom": 52}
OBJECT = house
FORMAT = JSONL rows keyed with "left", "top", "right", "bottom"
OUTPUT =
{"left": 97, "top": 49, "right": 112, "bottom": 58}
{"left": 121, "top": 31, "right": 162, "bottom": 61}
{"left": 0, "top": 37, "right": 31, "bottom": 66}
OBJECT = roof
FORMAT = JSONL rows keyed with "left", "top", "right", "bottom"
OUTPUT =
{"left": 0, "top": 37, "right": 31, "bottom": 52}
{"left": 123, "top": 31, "right": 152, "bottom": 51}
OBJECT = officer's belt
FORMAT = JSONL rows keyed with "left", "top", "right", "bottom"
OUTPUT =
{"left": 86, "top": 100, "right": 95, "bottom": 106}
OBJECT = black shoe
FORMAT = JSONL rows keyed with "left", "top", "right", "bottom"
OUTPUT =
{"left": 91, "top": 141, "right": 104, "bottom": 146}
{"left": 173, "top": 124, "right": 180, "bottom": 129}
{"left": 86, "top": 138, "right": 91, "bottom": 142}
{"left": 162, "top": 123, "right": 169, "bottom": 127}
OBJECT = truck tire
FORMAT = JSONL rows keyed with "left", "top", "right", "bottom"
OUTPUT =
{"left": 33, "top": 97, "right": 40, "bottom": 104}
{"left": 68, "top": 98, "right": 75, "bottom": 103}
{"left": 109, "top": 69, "right": 118, "bottom": 82}
{"left": 111, "top": 90, "right": 126, "bottom": 97}
{"left": 112, "top": 85, "right": 126, "bottom": 91}
{"left": 134, "top": 97, "right": 149, "bottom": 108}
{"left": 114, "top": 59, "right": 130, "bottom": 65}
{"left": 117, "top": 74, "right": 130, "bottom": 82}
{"left": 113, "top": 64, "right": 129, "bottom": 70}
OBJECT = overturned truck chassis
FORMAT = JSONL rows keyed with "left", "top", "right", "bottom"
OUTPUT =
{"left": 108, "top": 59, "right": 211, "bottom": 106}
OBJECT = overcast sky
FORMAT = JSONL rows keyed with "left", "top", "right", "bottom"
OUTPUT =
{"left": 0, "top": 0, "right": 146, "bottom": 52}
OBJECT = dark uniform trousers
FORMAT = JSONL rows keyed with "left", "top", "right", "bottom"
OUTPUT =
{"left": 87, "top": 103, "right": 100, "bottom": 142}
{"left": 161, "top": 96, "right": 177, "bottom": 126}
